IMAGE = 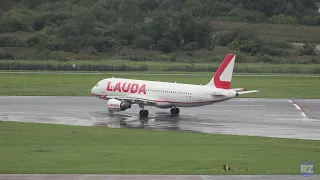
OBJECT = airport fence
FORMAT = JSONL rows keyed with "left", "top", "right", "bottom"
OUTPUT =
{"left": 0, "top": 60, "right": 320, "bottom": 74}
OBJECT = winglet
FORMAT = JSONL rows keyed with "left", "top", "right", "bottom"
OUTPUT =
{"left": 207, "top": 54, "right": 236, "bottom": 89}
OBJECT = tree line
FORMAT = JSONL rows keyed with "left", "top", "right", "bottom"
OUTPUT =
{"left": 0, "top": 0, "right": 319, "bottom": 61}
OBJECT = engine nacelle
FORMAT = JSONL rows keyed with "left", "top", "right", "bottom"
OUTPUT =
{"left": 155, "top": 102, "right": 172, "bottom": 109}
{"left": 107, "top": 99, "right": 131, "bottom": 111}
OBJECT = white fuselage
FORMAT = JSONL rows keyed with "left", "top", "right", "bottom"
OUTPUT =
{"left": 92, "top": 78, "right": 237, "bottom": 108}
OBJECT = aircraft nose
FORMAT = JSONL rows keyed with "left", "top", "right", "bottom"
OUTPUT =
{"left": 91, "top": 86, "right": 96, "bottom": 94}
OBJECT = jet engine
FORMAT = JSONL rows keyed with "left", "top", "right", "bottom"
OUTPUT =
{"left": 155, "top": 101, "right": 172, "bottom": 109}
{"left": 107, "top": 99, "right": 131, "bottom": 111}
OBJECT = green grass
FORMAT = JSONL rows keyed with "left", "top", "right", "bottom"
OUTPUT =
{"left": 1, "top": 59, "right": 320, "bottom": 74}
{"left": 0, "top": 121, "right": 319, "bottom": 174}
{"left": 0, "top": 73, "right": 320, "bottom": 98}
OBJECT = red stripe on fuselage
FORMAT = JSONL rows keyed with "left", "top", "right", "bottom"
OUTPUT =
{"left": 154, "top": 100, "right": 221, "bottom": 104}
{"left": 92, "top": 94, "right": 222, "bottom": 104}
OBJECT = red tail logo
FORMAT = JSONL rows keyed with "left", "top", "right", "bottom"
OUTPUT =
{"left": 208, "top": 54, "right": 236, "bottom": 89}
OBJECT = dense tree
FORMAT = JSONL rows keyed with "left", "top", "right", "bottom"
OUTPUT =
{"left": 214, "top": 29, "right": 293, "bottom": 57}
{"left": 298, "top": 43, "right": 317, "bottom": 56}
{"left": 0, "top": 0, "right": 319, "bottom": 59}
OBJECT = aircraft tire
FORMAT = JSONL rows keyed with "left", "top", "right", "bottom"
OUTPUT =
{"left": 139, "top": 110, "right": 149, "bottom": 118}
{"left": 176, "top": 108, "right": 180, "bottom": 114}
{"left": 170, "top": 108, "right": 180, "bottom": 115}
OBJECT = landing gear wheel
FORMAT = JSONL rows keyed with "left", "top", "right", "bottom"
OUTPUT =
{"left": 139, "top": 110, "right": 149, "bottom": 118}
{"left": 176, "top": 108, "right": 180, "bottom": 114}
{"left": 170, "top": 108, "right": 180, "bottom": 115}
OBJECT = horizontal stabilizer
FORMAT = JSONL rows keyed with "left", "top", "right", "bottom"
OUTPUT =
{"left": 231, "top": 88, "right": 246, "bottom": 92}
{"left": 237, "top": 90, "right": 259, "bottom": 95}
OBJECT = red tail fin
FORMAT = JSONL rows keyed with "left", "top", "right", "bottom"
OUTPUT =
{"left": 207, "top": 54, "right": 236, "bottom": 89}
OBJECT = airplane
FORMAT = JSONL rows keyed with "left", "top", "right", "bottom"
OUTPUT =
{"left": 91, "top": 54, "right": 259, "bottom": 118}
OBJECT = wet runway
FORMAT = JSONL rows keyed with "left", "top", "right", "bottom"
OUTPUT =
{"left": 1, "top": 96, "right": 320, "bottom": 140}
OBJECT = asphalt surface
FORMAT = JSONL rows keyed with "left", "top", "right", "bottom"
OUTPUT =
{"left": 1, "top": 97, "right": 319, "bottom": 180}
{"left": 1, "top": 96, "right": 320, "bottom": 140}
{"left": 0, "top": 174, "right": 319, "bottom": 180}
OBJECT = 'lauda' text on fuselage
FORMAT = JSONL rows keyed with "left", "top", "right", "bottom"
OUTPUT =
{"left": 106, "top": 81, "right": 147, "bottom": 94}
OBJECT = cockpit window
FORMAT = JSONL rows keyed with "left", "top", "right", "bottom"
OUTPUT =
{"left": 95, "top": 83, "right": 99, "bottom": 87}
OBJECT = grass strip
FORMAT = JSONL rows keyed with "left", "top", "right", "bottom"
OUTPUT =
{"left": 0, "top": 73, "right": 319, "bottom": 98}
{"left": 0, "top": 121, "right": 319, "bottom": 174}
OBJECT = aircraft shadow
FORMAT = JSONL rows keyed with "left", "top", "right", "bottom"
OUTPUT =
{"left": 91, "top": 110, "right": 184, "bottom": 131}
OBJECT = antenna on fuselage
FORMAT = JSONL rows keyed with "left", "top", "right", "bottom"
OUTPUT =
{"left": 112, "top": 76, "right": 114, "bottom": 78}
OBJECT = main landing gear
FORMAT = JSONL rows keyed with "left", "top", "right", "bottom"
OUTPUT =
{"left": 139, "top": 110, "right": 149, "bottom": 118}
{"left": 138, "top": 104, "right": 180, "bottom": 118}
{"left": 170, "top": 107, "right": 180, "bottom": 116}
{"left": 139, "top": 104, "right": 149, "bottom": 118}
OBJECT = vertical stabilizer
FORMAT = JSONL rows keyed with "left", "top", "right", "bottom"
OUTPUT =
{"left": 206, "top": 54, "right": 236, "bottom": 89}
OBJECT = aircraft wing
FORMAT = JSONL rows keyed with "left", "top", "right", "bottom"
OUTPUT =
{"left": 98, "top": 94, "right": 159, "bottom": 105}
{"left": 205, "top": 92, "right": 226, "bottom": 97}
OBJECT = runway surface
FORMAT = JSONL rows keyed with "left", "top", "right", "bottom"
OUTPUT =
{"left": 1, "top": 97, "right": 319, "bottom": 179}
{"left": 1, "top": 96, "right": 320, "bottom": 140}
{"left": 0, "top": 174, "right": 319, "bottom": 180}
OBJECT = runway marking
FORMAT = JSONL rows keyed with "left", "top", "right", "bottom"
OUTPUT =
{"left": 301, "top": 112, "right": 308, "bottom": 119}
{"left": 293, "top": 104, "right": 301, "bottom": 110}
{"left": 289, "top": 99, "right": 309, "bottom": 120}
{"left": 288, "top": 100, "right": 293, "bottom": 103}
